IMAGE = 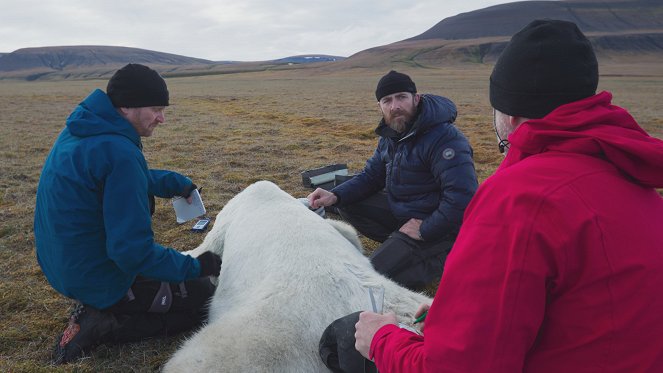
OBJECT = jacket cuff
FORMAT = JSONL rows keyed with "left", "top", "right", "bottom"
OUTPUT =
{"left": 420, "top": 220, "right": 447, "bottom": 242}
{"left": 369, "top": 324, "right": 401, "bottom": 360}
{"left": 191, "top": 255, "right": 202, "bottom": 278}
{"left": 329, "top": 187, "right": 344, "bottom": 206}
{"left": 182, "top": 182, "right": 197, "bottom": 198}
{"left": 419, "top": 221, "right": 432, "bottom": 241}
{"left": 333, "top": 192, "right": 341, "bottom": 206}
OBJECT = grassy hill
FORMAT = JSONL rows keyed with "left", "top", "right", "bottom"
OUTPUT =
{"left": 326, "top": 31, "right": 663, "bottom": 75}
{"left": 329, "top": 0, "right": 663, "bottom": 72}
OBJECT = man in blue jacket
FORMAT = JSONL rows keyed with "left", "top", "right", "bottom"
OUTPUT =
{"left": 34, "top": 64, "right": 222, "bottom": 364}
{"left": 308, "top": 71, "right": 477, "bottom": 291}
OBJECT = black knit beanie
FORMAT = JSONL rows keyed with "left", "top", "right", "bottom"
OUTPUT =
{"left": 107, "top": 64, "right": 169, "bottom": 108}
{"left": 375, "top": 70, "right": 417, "bottom": 101}
{"left": 489, "top": 19, "right": 598, "bottom": 119}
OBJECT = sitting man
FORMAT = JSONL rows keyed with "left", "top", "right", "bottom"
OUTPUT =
{"left": 308, "top": 70, "right": 478, "bottom": 290}
{"left": 34, "top": 63, "right": 222, "bottom": 364}
{"left": 355, "top": 20, "right": 663, "bottom": 372}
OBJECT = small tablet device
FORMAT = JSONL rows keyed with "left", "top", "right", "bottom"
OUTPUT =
{"left": 297, "top": 198, "right": 326, "bottom": 218}
{"left": 191, "top": 218, "right": 210, "bottom": 232}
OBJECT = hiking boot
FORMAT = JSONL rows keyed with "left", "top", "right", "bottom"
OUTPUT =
{"left": 52, "top": 303, "right": 119, "bottom": 364}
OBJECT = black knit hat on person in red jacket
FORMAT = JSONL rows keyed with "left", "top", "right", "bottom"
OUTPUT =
{"left": 490, "top": 19, "right": 599, "bottom": 119}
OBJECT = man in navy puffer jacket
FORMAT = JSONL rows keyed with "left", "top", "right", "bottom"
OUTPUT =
{"left": 308, "top": 71, "right": 478, "bottom": 290}
{"left": 34, "top": 64, "right": 222, "bottom": 364}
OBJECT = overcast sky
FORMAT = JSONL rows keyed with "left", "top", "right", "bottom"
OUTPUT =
{"left": 1, "top": 0, "right": 515, "bottom": 61}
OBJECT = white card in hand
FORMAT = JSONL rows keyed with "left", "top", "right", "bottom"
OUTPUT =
{"left": 172, "top": 189, "right": 206, "bottom": 223}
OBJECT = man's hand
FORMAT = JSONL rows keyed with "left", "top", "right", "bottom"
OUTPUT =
{"left": 414, "top": 302, "right": 431, "bottom": 331}
{"left": 182, "top": 183, "right": 198, "bottom": 204}
{"left": 399, "top": 218, "right": 423, "bottom": 240}
{"left": 307, "top": 188, "right": 338, "bottom": 209}
{"left": 197, "top": 251, "right": 222, "bottom": 277}
{"left": 354, "top": 311, "right": 397, "bottom": 359}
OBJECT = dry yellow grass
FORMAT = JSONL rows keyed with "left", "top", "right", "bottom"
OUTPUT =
{"left": 0, "top": 65, "right": 661, "bottom": 372}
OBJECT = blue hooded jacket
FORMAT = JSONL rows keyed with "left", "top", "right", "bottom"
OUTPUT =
{"left": 34, "top": 89, "right": 201, "bottom": 309}
{"left": 332, "top": 94, "right": 478, "bottom": 242}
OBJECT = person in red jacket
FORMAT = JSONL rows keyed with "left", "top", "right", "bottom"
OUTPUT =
{"left": 354, "top": 19, "right": 663, "bottom": 372}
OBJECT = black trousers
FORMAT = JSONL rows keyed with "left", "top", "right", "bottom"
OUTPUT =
{"left": 101, "top": 276, "right": 216, "bottom": 344}
{"left": 338, "top": 192, "right": 454, "bottom": 291}
{"left": 320, "top": 311, "right": 377, "bottom": 373}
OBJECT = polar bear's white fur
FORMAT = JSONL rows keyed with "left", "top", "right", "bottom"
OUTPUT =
{"left": 163, "top": 181, "right": 431, "bottom": 373}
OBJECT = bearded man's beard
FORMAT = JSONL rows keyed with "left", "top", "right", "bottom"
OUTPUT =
{"left": 386, "top": 109, "right": 415, "bottom": 133}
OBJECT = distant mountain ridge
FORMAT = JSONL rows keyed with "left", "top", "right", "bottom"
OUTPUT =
{"left": 0, "top": 45, "right": 215, "bottom": 72}
{"left": 0, "top": 46, "right": 345, "bottom": 73}
{"left": 408, "top": 0, "right": 663, "bottom": 41}
{"left": 271, "top": 55, "right": 342, "bottom": 64}
{"left": 0, "top": 46, "right": 344, "bottom": 80}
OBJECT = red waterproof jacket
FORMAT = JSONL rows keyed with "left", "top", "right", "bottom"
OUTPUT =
{"left": 370, "top": 92, "right": 663, "bottom": 372}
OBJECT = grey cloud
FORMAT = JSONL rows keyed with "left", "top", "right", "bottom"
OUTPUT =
{"left": 0, "top": 0, "right": 509, "bottom": 60}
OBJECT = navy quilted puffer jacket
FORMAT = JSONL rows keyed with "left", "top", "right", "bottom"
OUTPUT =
{"left": 332, "top": 94, "right": 478, "bottom": 242}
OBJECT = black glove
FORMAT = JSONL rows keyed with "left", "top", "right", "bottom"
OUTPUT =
{"left": 181, "top": 183, "right": 198, "bottom": 198}
{"left": 197, "top": 251, "right": 222, "bottom": 277}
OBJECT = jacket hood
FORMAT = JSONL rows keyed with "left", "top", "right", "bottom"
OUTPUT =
{"left": 66, "top": 89, "right": 141, "bottom": 148}
{"left": 376, "top": 94, "right": 457, "bottom": 139}
{"left": 415, "top": 94, "right": 457, "bottom": 131}
{"left": 502, "top": 91, "right": 663, "bottom": 188}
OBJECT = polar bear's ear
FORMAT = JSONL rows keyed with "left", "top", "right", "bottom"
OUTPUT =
{"left": 326, "top": 219, "right": 364, "bottom": 254}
